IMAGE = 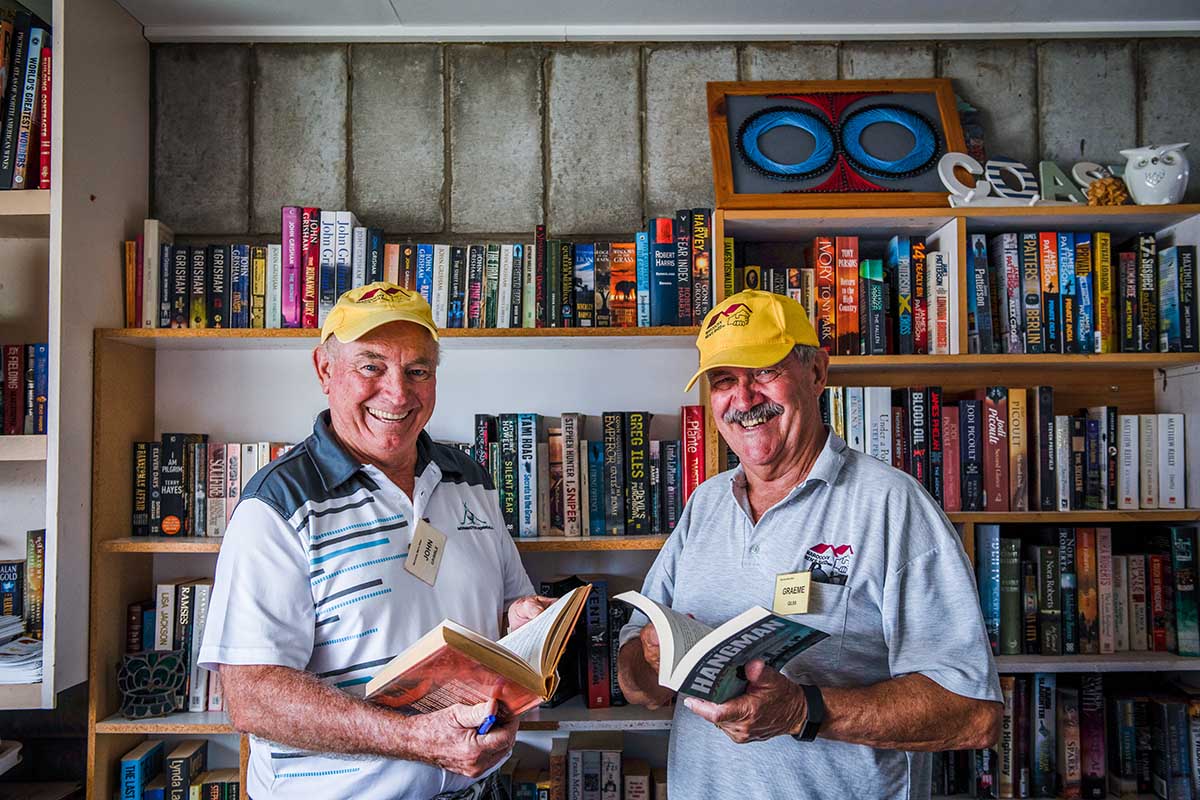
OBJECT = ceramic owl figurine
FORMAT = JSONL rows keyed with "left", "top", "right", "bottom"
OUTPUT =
{"left": 1119, "top": 143, "right": 1190, "bottom": 205}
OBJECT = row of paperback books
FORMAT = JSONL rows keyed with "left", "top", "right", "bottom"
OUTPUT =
{"left": 130, "top": 437, "right": 293, "bottom": 537}
{"left": 824, "top": 384, "right": 1195, "bottom": 512}
{"left": 938, "top": 673, "right": 1200, "bottom": 799}
{"left": 966, "top": 232, "right": 1198, "bottom": 355}
{"left": 0, "top": 529, "right": 44, "bottom": 640}
{"left": 502, "top": 736, "right": 665, "bottom": 800}
{"left": 0, "top": 8, "right": 51, "bottom": 190}
{"left": 1, "top": 343, "right": 47, "bottom": 435}
{"left": 119, "top": 739, "right": 237, "bottom": 800}
{"left": 975, "top": 525, "right": 1200, "bottom": 658}
{"left": 466, "top": 408, "right": 705, "bottom": 539}
{"left": 123, "top": 209, "right": 715, "bottom": 332}
{"left": 727, "top": 235, "right": 961, "bottom": 356}
{"left": 539, "top": 575, "right": 631, "bottom": 711}
{"left": 125, "top": 576, "right": 221, "bottom": 714}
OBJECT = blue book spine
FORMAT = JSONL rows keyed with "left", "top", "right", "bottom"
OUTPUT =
{"left": 648, "top": 218, "right": 677, "bottom": 327}
{"left": 231, "top": 244, "right": 250, "bottom": 328}
{"left": 121, "top": 760, "right": 140, "bottom": 800}
{"left": 141, "top": 607, "right": 155, "bottom": 651}
{"left": 975, "top": 523, "right": 1000, "bottom": 651}
{"left": 32, "top": 343, "right": 47, "bottom": 434}
{"left": 574, "top": 242, "right": 595, "bottom": 327}
{"left": 887, "top": 235, "right": 913, "bottom": 354}
{"left": 367, "top": 228, "right": 384, "bottom": 283}
{"left": 587, "top": 441, "right": 605, "bottom": 537}
{"left": 1058, "top": 233, "right": 1077, "bottom": 354}
{"left": 516, "top": 413, "right": 538, "bottom": 537}
{"left": 1160, "top": 247, "right": 1183, "bottom": 353}
{"left": 416, "top": 244, "right": 434, "bottom": 303}
{"left": 635, "top": 230, "right": 651, "bottom": 327}
{"left": 967, "top": 234, "right": 994, "bottom": 354}
{"left": 1077, "top": 272, "right": 1094, "bottom": 354}
{"left": 1031, "top": 673, "right": 1057, "bottom": 796}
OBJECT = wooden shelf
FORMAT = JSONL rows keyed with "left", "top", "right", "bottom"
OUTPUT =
{"left": 521, "top": 697, "right": 674, "bottom": 731}
{"left": 996, "top": 652, "right": 1200, "bottom": 673}
{"left": 827, "top": 352, "right": 1200, "bottom": 373}
{"left": 948, "top": 510, "right": 1200, "bottom": 524}
{"left": 0, "top": 189, "right": 50, "bottom": 237}
{"left": 99, "top": 534, "right": 671, "bottom": 554}
{"left": 96, "top": 326, "right": 700, "bottom": 351}
{"left": 94, "top": 710, "right": 233, "bottom": 735}
{"left": 0, "top": 435, "right": 47, "bottom": 462}
{"left": 0, "top": 682, "right": 43, "bottom": 709}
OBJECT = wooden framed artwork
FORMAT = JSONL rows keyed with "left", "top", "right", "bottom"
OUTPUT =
{"left": 707, "top": 79, "right": 967, "bottom": 209}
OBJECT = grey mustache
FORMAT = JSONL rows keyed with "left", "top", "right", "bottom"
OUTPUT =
{"left": 723, "top": 402, "right": 784, "bottom": 426}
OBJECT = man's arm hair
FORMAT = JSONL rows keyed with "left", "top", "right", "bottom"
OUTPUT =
{"left": 220, "top": 663, "right": 424, "bottom": 760}
{"left": 818, "top": 673, "right": 1001, "bottom": 751}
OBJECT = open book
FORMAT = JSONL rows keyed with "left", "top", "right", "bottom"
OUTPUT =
{"left": 615, "top": 591, "right": 828, "bottom": 704}
{"left": 365, "top": 584, "right": 591, "bottom": 717}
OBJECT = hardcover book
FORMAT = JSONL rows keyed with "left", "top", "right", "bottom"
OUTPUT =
{"left": 615, "top": 591, "right": 828, "bottom": 703}
{"left": 365, "top": 585, "right": 590, "bottom": 717}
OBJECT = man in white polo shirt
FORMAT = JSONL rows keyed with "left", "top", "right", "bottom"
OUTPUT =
{"left": 200, "top": 283, "right": 552, "bottom": 800}
{"left": 617, "top": 290, "right": 1002, "bottom": 799}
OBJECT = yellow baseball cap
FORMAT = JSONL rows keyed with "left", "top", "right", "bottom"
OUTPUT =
{"left": 685, "top": 289, "right": 820, "bottom": 391}
{"left": 320, "top": 282, "right": 439, "bottom": 344}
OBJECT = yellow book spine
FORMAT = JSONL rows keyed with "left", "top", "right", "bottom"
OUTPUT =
{"left": 1094, "top": 232, "right": 1114, "bottom": 353}
{"left": 1008, "top": 387, "right": 1028, "bottom": 511}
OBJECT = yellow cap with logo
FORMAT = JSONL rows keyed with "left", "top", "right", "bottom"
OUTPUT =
{"left": 320, "top": 282, "right": 439, "bottom": 344}
{"left": 684, "top": 289, "right": 820, "bottom": 391}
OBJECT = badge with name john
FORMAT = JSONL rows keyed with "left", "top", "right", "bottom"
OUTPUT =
{"left": 773, "top": 571, "right": 812, "bottom": 615}
{"left": 404, "top": 520, "right": 448, "bottom": 587}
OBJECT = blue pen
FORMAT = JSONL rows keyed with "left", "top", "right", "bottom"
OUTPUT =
{"left": 476, "top": 714, "right": 497, "bottom": 735}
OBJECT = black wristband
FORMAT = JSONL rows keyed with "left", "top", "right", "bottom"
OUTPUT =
{"left": 792, "top": 683, "right": 826, "bottom": 742}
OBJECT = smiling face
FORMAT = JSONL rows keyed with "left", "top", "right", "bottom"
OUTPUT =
{"left": 707, "top": 347, "right": 830, "bottom": 474}
{"left": 313, "top": 321, "right": 438, "bottom": 474}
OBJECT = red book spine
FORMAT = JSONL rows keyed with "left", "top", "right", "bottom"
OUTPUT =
{"left": 942, "top": 404, "right": 961, "bottom": 512}
{"left": 891, "top": 405, "right": 908, "bottom": 471}
{"left": 1149, "top": 554, "right": 1168, "bottom": 651}
{"left": 37, "top": 47, "right": 49, "bottom": 189}
{"left": 535, "top": 224, "right": 547, "bottom": 328}
{"left": 813, "top": 237, "right": 836, "bottom": 352}
{"left": 300, "top": 207, "right": 320, "bottom": 328}
{"left": 3, "top": 345, "right": 23, "bottom": 435}
{"left": 835, "top": 236, "right": 859, "bottom": 355}
{"left": 681, "top": 405, "right": 705, "bottom": 505}
{"left": 983, "top": 387, "right": 1010, "bottom": 511}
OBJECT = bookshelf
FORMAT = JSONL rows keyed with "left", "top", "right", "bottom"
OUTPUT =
{"left": 0, "top": 435, "right": 48, "bottom": 462}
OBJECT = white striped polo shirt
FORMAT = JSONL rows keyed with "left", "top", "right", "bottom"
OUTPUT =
{"left": 200, "top": 411, "right": 534, "bottom": 800}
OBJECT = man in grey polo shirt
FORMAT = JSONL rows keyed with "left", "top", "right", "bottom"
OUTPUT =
{"left": 200, "top": 283, "right": 553, "bottom": 800}
{"left": 617, "top": 290, "right": 1001, "bottom": 799}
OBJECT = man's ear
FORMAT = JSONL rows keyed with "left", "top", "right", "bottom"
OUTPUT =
{"left": 312, "top": 345, "right": 333, "bottom": 396}
{"left": 810, "top": 349, "right": 830, "bottom": 396}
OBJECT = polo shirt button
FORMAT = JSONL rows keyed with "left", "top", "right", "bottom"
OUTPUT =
{"left": 750, "top": 545, "right": 760, "bottom": 554}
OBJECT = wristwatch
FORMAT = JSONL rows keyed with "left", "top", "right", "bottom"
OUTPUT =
{"left": 792, "top": 683, "right": 826, "bottom": 742}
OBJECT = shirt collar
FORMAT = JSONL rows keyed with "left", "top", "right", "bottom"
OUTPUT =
{"left": 307, "top": 410, "right": 459, "bottom": 491}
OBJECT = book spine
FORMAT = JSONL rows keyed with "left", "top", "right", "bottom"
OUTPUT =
{"left": 301, "top": 207, "right": 320, "bottom": 328}
{"left": 1077, "top": 527, "right": 1099, "bottom": 654}
{"left": 1118, "top": 414, "right": 1140, "bottom": 509}
{"left": 1150, "top": 553, "right": 1169, "bottom": 651}
{"left": 317, "top": 210, "right": 337, "bottom": 326}
{"left": 911, "top": 238, "right": 929, "bottom": 354}
{"left": 1129, "top": 554, "right": 1149, "bottom": 651}
{"left": 977, "top": 524, "right": 1001, "bottom": 654}
{"left": 1020, "top": 232, "right": 1044, "bottom": 353}
{"left": 663, "top": 440, "right": 681, "bottom": 531}
{"left": 836, "top": 236, "right": 860, "bottom": 355}
{"left": 1038, "top": 232, "right": 1061, "bottom": 352}
{"left": 1120, "top": 249, "right": 1139, "bottom": 352}
{"left": 534, "top": 224, "right": 547, "bottom": 326}
{"left": 625, "top": 411, "right": 650, "bottom": 535}
{"left": 131, "top": 441, "right": 150, "bottom": 537}
{"left": 188, "top": 583, "right": 211, "bottom": 712}
{"left": 517, "top": 414, "right": 538, "bottom": 537}
{"left": 1140, "top": 414, "right": 1159, "bottom": 509}
{"left": 814, "top": 237, "right": 836, "bottom": 352}
{"left": 602, "top": 412, "right": 625, "bottom": 536}
{"left": 1160, "top": 246, "right": 1183, "bottom": 352}
{"left": 928, "top": 387, "right": 944, "bottom": 504}
{"left": 930, "top": 250, "right": 952, "bottom": 354}
{"left": 1097, "top": 527, "right": 1115, "bottom": 653}
{"left": 1173, "top": 527, "right": 1200, "bottom": 656}
{"left": 1034, "top": 386, "right": 1055, "bottom": 511}
{"left": 1180, "top": 245, "right": 1198, "bottom": 352}
{"left": 635, "top": 230, "right": 650, "bottom": 328}
{"left": 674, "top": 209, "right": 693, "bottom": 325}
{"left": 206, "top": 444, "right": 226, "bottom": 538}
{"left": 266, "top": 244, "right": 282, "bottom": 328}
{"left": 224, "top": 443, "right": 240, "bottom": 524}
{"left": 1159, "top": 413, "right": 1185, "bottom": 509}
{"left": 999, "top": 675, "right": 1016, "bottom": 795}
{"left": 1007, "top": 387, "right": 1028, "bottom": 511}
{"left": 415, "top": 243, "right": 434, "bottom": 305}
{"left": 249, "top": 246, "right": 266, "bottom": 328}
{"left": 10, "top": 27, "right": 42, "bottom": 188}
{"left": 991, "top": 233, "right": 1024, "bottom": 354}
{"left": 1058, "top": 686, "right": 1083, "bottom": 798}
{"left": 333, "top": 211, "right": 355, "bottom": 299}
{"left": 587, "top": 441, "right": 606, "bottom": 537}
{"left": 1059, "top": 232, "right": 1077, "bottom": 354}
{"left": 467, "top": 244, "right": 485, "bottom": 328}
{"left": 607, "top": 599, "right": 630, "bottom": 707}
{"left": 960, "top": 399, "right": 983, "bottom": 511}
{"left": 561, "top": 414, "right": 582, "bottom": 537}
{"left": 1032, "top": 673, "right": 1057, "bottom": 796}
{"left": 649, "top": 219, "right": 676, "bottom": 326}
{"left": 498, "top": 414, "right": 518, "bottom": 536}
{"left": 188, "top": 247, "right": 207, "bottom": 328}
{"left": 584, "top": 581, "right": 611, "bottom": 708}
{"left": 984, "top": 387, "right": 1010, "bottom": 511}
{"left": 351, "top": 225, "right": 367, "bottom": 290}
{"left": 1000, "top": 536, "right": 1023, "bottom": 655}
{"left": 968, "top": 234, "right": 995, "bottom": 353}
{"left": 0, "top": 14, "right": 31, "bottom": 188}
{"left": 846, "top": 385, "right": 866, "bottom": 453}
{"left": 1038, "top": 545, "right": 1062, "bottom": 655}
{"left": 1113, "top": 554, "right": 1130, "bottom": 651}
{"left": 1094, "top": 232, "right": 1115, "bottom": 353}
{"left": 36, "top": 45, "right": 48, "bottom": 189}
{"left": 485, "top": 242, "right": 501, "bottom": 328}
{"left": 682, "top": 405, "right": 705, "bottom": 506}
{"left": 1080, "top": 674, "right": 1106, "bottom": 798}
{"left": 1059, "top": 528, "right": 1078, "bottom": 654}
{"left": 446, "top": 245, "right": 465, "bottom": 328}
{"left": 1075, "top": 234, "right": 1094, "bottom": 353}
{"left": 1137, "top": 233, "right": 1158, "bottom": 351}
{"left": 572, "top": 244, "right": 593, "bottom": 328}
{"left": 173, "top": 582, "right": 194, "bottom": 709}
{"left": 281, "top": 207, "right": 302, "bottom": 327}
{"left": 691, "top": 209, "right": 712, "bottom": 320}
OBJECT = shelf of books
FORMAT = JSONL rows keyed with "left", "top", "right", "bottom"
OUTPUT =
{"left": 91, "top": 198, "right": 1200, "bottom": 799}
{"left": 0, "top": 434, "right": 47, "bottom": 461}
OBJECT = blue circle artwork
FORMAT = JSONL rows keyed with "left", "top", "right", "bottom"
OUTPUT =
{"left": 839, "top": 105, "right": 941, "bottom": 179}
{"left": 736, "top": 107, "right": 837, "bottom": 180}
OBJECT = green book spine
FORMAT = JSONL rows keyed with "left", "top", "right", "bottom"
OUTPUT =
{"left": 1171, "top": 527, "right": 1199, "bottom": 656}
{"left": 1037, "top": 545, "right": 1062, "bottom": 655}
{"left": 1000, "top": 537, "right": 1023, "bottom": 655}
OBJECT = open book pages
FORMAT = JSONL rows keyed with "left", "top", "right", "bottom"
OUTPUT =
{"left": 615, "top": 591, "right": 828, "bottom": 704}
{"left": 364, "top": 584, "right": 591, "bottom": 717}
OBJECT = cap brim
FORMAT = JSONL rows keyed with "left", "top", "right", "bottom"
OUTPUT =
{"left": 323, "top": 312, "right": 440, "bottom": 344}
{"left": 683, "top": 341, "right": 795, "bottom": 392}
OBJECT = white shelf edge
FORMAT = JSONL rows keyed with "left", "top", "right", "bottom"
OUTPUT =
{"left": 0, "top": 435, "right": 48, "bottom": 462}
{"left": 996, "top": 653, "right": 1200, "bottom": 672}
{"left": 0, "top": 682, "right": 45, "bottom": 710}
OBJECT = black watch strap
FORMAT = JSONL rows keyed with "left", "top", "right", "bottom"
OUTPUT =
{"left": 793, "top": 683, "right": 826, "bottom": 742}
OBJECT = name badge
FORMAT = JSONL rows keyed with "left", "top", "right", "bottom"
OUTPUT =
{"left": 404, "top": 520, "right": 448, "bottom": 587}
{"left": 773, "top": 571, "right": 812, "bottom": 615}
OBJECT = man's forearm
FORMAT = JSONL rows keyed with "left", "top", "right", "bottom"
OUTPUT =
{"left": 220, "top": 664, "right": 427, "bottom": 761}
{"left": 815, "top": 674, "right": 1001, "bottom": 751}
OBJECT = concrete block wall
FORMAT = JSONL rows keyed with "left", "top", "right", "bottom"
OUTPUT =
{"left": 152, "top": 39, "right": 1200, "bottom": 238}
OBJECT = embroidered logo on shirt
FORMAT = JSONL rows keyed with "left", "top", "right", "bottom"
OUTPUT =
{"left": 804, "top": 543, "right": 854, "bottom": 585}
{"left": 457, "top": 502, "right": 491, "bottom": 531}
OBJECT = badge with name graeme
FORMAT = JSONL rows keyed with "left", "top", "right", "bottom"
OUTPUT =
{"left": 773, "top": 571, "right": 812, "bottom": 615}
{"left": 404, "top": 520, "right": 448, "bottom": 587}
